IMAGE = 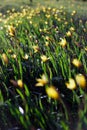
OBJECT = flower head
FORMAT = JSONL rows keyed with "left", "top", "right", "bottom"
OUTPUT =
{"left": 45, "top": 36, "right": 50, "bottom": 41}
{"left": 65, "top": 78, "right": 76, "bottom": 90}
{"left": 35, "top": 74, "right": 48, "bottom": 87}
{"left": 32, "top": 45, "right": 40, "bottom": 53}
{"left": 2, "top": 53, "right": 9, "bottom": 65}
{"left": 71, "top": 10, "right": 76, "bottom": 16}
{"left": 46, "top": 86, "right": 59, "bottom": 99}
{"left": 75, "top": 74, "right": 86, "bottom": 89}
{"left": 59, "top": 38, "right": 67, "bottom": 47}
{"left": 72, "top": 58, "right": 82, "bottom": 68}
{"left": 8, "top": 25, "right": 15, "bottom": 36}
{"left": 70, "top": 27, "right": 75, "bottom": 32}
{"left": 41, "top": 55, "right": 50, "bottom": 62}
{"left": 11, "top": 54, "right": 17, "bottom": 59}
{"left": 66, "top": 31, "right": 72, "bottom": 37}
{"left": 23, "top": 54, "right": 29, "bottom": 60}
{"left": 10, "top": 79, "right": 23, "bottom": 88}
{"left": 17, "top": 79, "right": 24, "bottom": 88}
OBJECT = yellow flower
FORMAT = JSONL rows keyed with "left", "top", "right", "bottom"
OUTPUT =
{"left": 48, "top": 7, "right": 51, "bottom": 10}
{"left": 69, "top": 27, "right": 75, "bottom": 32}
{"left": 17, "top": 79, "right": 24, "bottom": 88}
{"left": 46, "top": 86, "right": 59, "bottom": 99}
{"left": 12, "top": 8, "right": 15, "bottom": 12}
{"left": 29, "top": 21, "right": 32, "bottom": 24}
{"left": 35, "top": 74, "right": 48, "bottom": 87}
{"left": 66, "top": 31, "right": 72, "bottom": 37}
{"left": 64, "top": 21, "right": 68, "bottom": 25}
{"left": 75, "top": 74, "right": 86, "bottom": 89}
{"left": 0, "top": 13, "right": 2, "bottom": 16}
{"left": 65, "top": 78, "right": 76, "bottom": 90}
{"left": 83, "top": 28, "right": 86, "bottom": 32}
{"left": 45, "top": 36, "right": 50, "bottom": 41}
{"left": 72, "top": 58, "right": 82, "bottom": 68}
{"left": 2, "top": 53, "right": 9, "bottom": 65}
{"left": 52, "top": 8, "right": 56, "bottom": 12}
{"left": 23, "top": 54, "right": 29, "bottom": 60}
{"left": 45, "top": 21, "right": 48, "bottom": 25}
{"left": 11, "top": 54, "right": 17, "bottom": 59}
{"left": 7, "top": 10, "right": 10, "bottom": 14}
{"left": 41, "top": 55, "right": 50, "bottom": 62}
{"left": 46, "top": 14, "right": 50, "bottom": 18}
{"left": 39, "top": 29, "right": 42, "bottom": 32}
{"left": 84, "top": 47, "right": 87, "bottom": 51}
{"left": 32, "top": 45, "right": 40, "bottom": 53}
{"left": 8, "top": 25, "right": 15, "bottom": 36}
{"left": 59, "top": 38, "right": 67, "bottom": 47}
{"left": 57, "top": 18, "right": 61, "bottom": 22}
{"left": 71, "top": 10, "right": 76, "bottom": 16}
{"left": 45, "top": 42, "right": 49, "bottom": 46}
{"left": 7, "top": 49, "right": 12, "bottom": 54}
{"left": 10, "top": 79, "right": 24, "bottom": 88}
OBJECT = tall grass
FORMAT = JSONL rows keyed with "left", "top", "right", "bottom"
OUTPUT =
{"left": 0, "top": 4, "right": 87, "bottom": 130}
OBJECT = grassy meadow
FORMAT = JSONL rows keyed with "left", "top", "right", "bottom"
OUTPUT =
{"left": 0, "top": 0, "right": 87, "bottom": 130}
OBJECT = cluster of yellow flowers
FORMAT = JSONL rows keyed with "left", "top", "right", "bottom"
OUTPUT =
{"left": 35, "top": 74, "right": 59, "bottom": 100}
{"left": 66, "top": 58, "right": 86, "bottom": 90}
{"left": 35, "top": 72, "right": 87, "bottom": 100}
{"left": 66, "top": 74, "right": 86, "bottom": 90}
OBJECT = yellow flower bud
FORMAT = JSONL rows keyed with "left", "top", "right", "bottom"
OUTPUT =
{"left": 41, "top": 55, "right": 49, "bottom": 62}
{"left": 59, "top": 38, "right": 67, "bottom": 47}
{"left": 46, "top": 86, "right": 59, "bottom": 99}
{"left": 65, "top": 78, "right": 76, "bottom": 90}
{"left": 70, "top": 27, "right": 75, "bottom": 32}
{"left": 75, "top": 74, "right": 86, "bottom": 89}
{"left": 8, "top": 25, "right": 15, "bottom": 36}
{"left": 72, "top": 58, "right": 82, "bottom": 68}
{"left": 23, "top": 54, "right": 29, "bottom": 60}
{"left": 35, "top": 74, "right": 48, "bottom": 87}
{"left": 45, "top": 36, "right": 50, "bottom": 41}
{"left": 66, "top": 31, "right": 72, "bottom": 37}
{"left": 2, "top": 53, "right": 9, "bottom": 65}
{"left": 11, "top": 54, "right": 17, "bottom": 59}
{"left": 32, "top": 45, "right": 40, "bottom": 53}
{"left": 17, "top": 80, "right": 24, "bottom": 88}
